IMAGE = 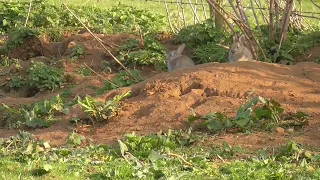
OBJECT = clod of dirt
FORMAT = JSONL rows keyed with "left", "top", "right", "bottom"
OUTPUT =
{"left": 276, "top": 127, "right": 285, "bottom": 135}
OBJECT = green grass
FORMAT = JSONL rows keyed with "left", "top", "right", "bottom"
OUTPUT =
{"left": 39, "top": 0, "right": 320, "bottom": 29}
{"left": 5, "top": 0, "right": 319, "bottom": 32}
{"left": 1, "top": 131, "right": 320, "bottom": 179}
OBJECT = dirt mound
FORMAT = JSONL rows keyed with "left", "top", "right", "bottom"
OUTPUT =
{"left": 1, "top": 61, "right": 320, "bottom": 148}
{"left": 7, "top": 37, "right": 43, "bottom": 60}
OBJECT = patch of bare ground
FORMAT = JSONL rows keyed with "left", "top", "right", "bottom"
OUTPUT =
{"left": 1, "top": 60, "right": 319, "bottom": 150}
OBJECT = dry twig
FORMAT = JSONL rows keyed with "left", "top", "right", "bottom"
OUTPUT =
{"left": 24, "top": 0, "right": 32, "bottom": 27}
{"left": 83, "top": 63, "right": 119, "bottom": 88}
{"left": 62, "top": 3, "right": 138, "bottom": 81}
{"left": 168, "top": 152, "right": 193, "bottom": 166}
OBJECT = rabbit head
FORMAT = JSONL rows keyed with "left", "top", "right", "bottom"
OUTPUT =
{"left": 230, "top": 35, "right": 247, "bottom": 54}
{"left": 228, "top": 34, "right": 254, "bottom": 62}
{"left": 166, "top": 43, "right": 195, "bottom": 71}
{"left": 166, "top": 43, "right": 186, "bottom": 62}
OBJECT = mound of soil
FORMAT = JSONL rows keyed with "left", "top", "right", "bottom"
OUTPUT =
{"left": 1, "top": 61, "right": 319, "bottom": 149}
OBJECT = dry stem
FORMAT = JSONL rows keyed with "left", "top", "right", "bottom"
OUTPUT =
{"left": 62, "top": 3, "right": 138, "bottom": 81}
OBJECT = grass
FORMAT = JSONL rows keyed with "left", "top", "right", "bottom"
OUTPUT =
{"left": 5, "top": 0, "right": 319, "bottom": 32}
{"left": 1, "top": 131, "right": 320, "bottom": 179}
{"left": 42, "top": 0, "right": 320, "bottom": 28}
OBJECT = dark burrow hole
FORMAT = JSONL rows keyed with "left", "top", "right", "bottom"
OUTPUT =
{"left": 25, "top": 86, "right": 40, "bottom": 97}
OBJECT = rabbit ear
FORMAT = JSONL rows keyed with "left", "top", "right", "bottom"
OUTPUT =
{"left": 176, "top": 43, "right": 186, "bottom": 54}
{"left": 239, "top": 35, "right": 247, "bottom": 44}
{"left": 232, "top": 35, "right": 237, "bottom": 42}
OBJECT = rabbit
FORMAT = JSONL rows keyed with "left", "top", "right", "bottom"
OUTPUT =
{"left": 228, "top": 34, "right": 254, "bottom": 62}
{"left": 166, "top": 43, "right": 195, "bottom": 71}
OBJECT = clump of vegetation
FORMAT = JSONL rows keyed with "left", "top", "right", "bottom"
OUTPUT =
{"left": 77, "top": 91, "right": 131, "bottom": 123}
{"left": 0, "top": 57, "right": 21, "bottom": 68}
{"left": 97, "top": 69, "right": 143, "bottom": 95}
{"left": 76, "top": 66, "right": 92, "bottom": 76}
{"left": 70, "top": 45, "right": 85, "bottom": 60}
{"left": 1, "top": 129, "right": 320, "bottom": 179}
{"left": 7, "top": 76, "right": 27, "bottom": 91}
{"left": 28, "top": 61, "right": 64, "bottom": 91}
{"left": 0, "top": 27, "right": 39, "bottom": 54}
{"left": 0, "top": 2, "right": 166, "bottom": 34}
{"left": 176, "top": 19, "right": 232, "bottom": 64}
{"left": 2, "top": 94, "right": 69, "bottom": 129}
{"left": 66, "top": 132, "right": 86, "bottom": 148}
{"left": 189, "top": 96, "right": 309, "bottom": 132}
{"left": 117, "top": 37, "right": 167, "bottom": 67}
{"left": 259, "top": 26, "right": 320, "bottom": 63}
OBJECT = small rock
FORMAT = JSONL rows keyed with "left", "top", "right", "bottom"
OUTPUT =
{"left": 190, "top": 89, "right": 204, "bottom": 96}
{"left": 287, "top": 128, "right": 294, "bottom": 133}
{"left": 276, "top": 127, "right": 285, "bottom": 135}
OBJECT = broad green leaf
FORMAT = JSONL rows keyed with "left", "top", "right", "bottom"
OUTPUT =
{"left": 207, "top": 119, "right": 224, "bottom": 131}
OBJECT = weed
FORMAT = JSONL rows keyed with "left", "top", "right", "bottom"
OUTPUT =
{"left": 97, "top": 69, "right": 143, "bottom": 95}
{"left": 0, "top": 56, "right": 21, "bottom": 68}
{"left": 2, "top": 94, "right": 69, "bottom": 129}
{"left": 210, "top": 142, "right": 244, "bottom": 159}
{"left": 76, "top": 66, "right": 92, "bottom": 76}
{"left": 189, "top": 96, "right": 308, "bottom": 132}
{"left": 1, "top": 130, "right": 320, "bottom": 179}
{"left": 0, "top": 2, "right": 166, "bottom": 35}
{"left": 0, "top": 27, "right": 39, "bottom": 54}
{"left": 7, "top": 76, "right": 27, "bottom": 91}
{"left": 28, "top": 61, "right": 64, "bottom": 91}
{"left": 77, "top": 91, "right": 131, "bottom": 123}
{"left": 117, "top": 37, "right": 167, "bottom": 67}
{"left": 71, "top": 45, "right": 85, "bottom": 60}
{"left": 66, "top": 132, "right": 86, "bottom": 147}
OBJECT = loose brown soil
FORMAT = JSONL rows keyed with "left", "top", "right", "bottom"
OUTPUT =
{"left": 0, "top": 33, "right": 320, "bottom": 150}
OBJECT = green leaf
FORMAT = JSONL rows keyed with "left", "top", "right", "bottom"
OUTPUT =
{"left": 43, "top": 164, "right": 53, "bottom": 172}
{"left": 26, "top": 118, "right": 49, "bottom": 128}
{"left": 148, "top": 150, "right": 163, "bottom": 162}
{"left": 233, "top": 118, "right": 251, "bottom": 128}
{"left": 207, "top": 119, "right": 224, "bottom": 131}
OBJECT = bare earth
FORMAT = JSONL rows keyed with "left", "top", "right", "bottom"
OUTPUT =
{"left": 0, "top": 33, "right": 320, "bottom": 150}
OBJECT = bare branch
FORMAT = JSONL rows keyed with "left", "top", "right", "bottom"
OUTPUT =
{"left": 62, "top": 3, "right": 138, "bottom": 81}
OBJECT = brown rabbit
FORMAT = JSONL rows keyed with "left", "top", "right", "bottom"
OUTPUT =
{"left": 166, "top": 43, "right": 195, "bottom": 71}
{"left": 228, "top": 35, "right": 254, "bottom": 62}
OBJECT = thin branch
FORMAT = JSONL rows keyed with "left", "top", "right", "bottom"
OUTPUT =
{"left": 253, "top": 0, "right": 268, "bottom": 24}
{"left": 250, "top": 0, "right": 261, "bottom": 32}
{"left": 201, "top": 0, "right": 208, "bottom": 19}
{"left": 275, "top": 0, "right": 279, "bottom": 31}
{"left": 194, "top": 0, "right": 198, "bottom": 24}
{"left": 24, "top": 0, "right": 32, "bottom": 27}
{"left": 168, "top": 152, "right": 193, "bottom": 166}
{"left": 62, "top": 3, "right": 138, "bottom": 81}
{"left": 206, "top": 0, "right": 237, "bottom": 35}
{"left": 280, "top": 0, "right": 294, "bottom": 41}
{"left": 179, "top": 0, "right": 187, "bottom": 27}
{"left": 83, "top": 63, "right": 119, "bottom": 88}
{"left": 227, "top": 0, "right": 241, "bottom": 20}
{"left": 312, "top": 0, "right": 320, "bottom": 9}
{"left": 187, "top": 0, "right": 200, "bottom": 23}
{"left": 235, "top": 0, "right": 251, "bottom": 30}
{"left": 164, "top": 0, "right": 176, "bottom": 33}
{"left": 269, "top": 0, "right": 275, "bottom": 40}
